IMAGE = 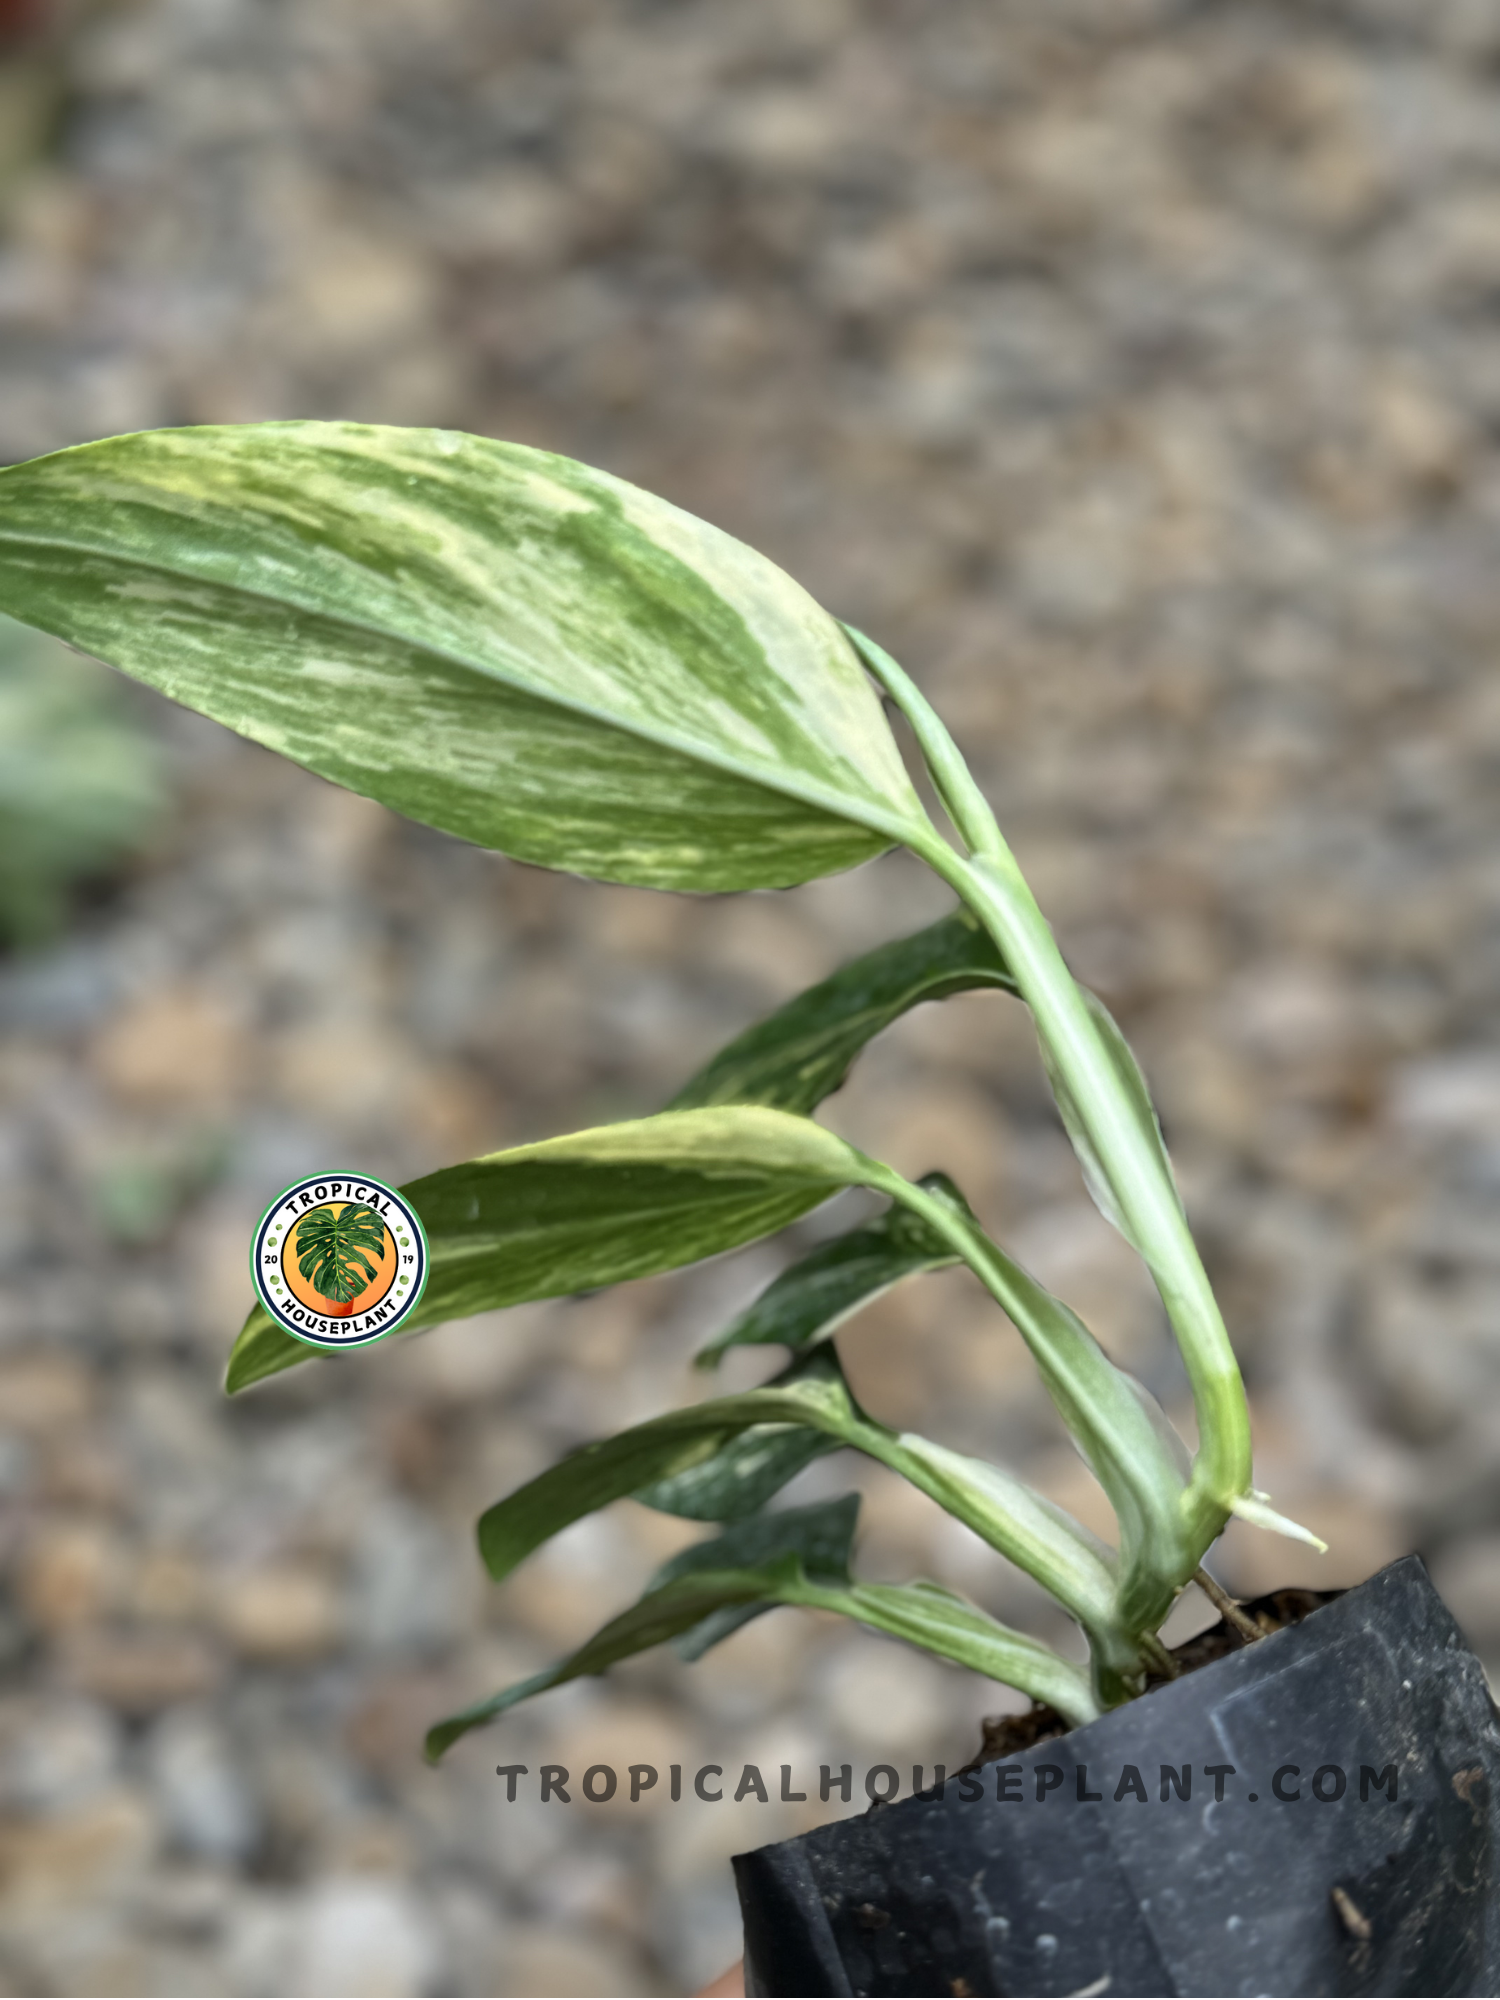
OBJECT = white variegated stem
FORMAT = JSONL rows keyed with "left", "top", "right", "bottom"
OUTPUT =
{"left": 782, "top": 1575, "right": 1102, "bottom": 1728}
{"left": 923, "top": 849, "right": 1251, "bottom": 1542}
{"left": 852, "top": 636, "right": 1251, "bottom": 1542}
{"left": 858, "top": 1163, "right": 1191, "bottom": 1691}
{"left": 845, "top": 627, "right": 1005, "bottom": 864}
{"left": 836, "top": 1413, "right": 1130, "bottom": 1677}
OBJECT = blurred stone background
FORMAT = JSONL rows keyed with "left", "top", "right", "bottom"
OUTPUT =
{"left": 1, "top": 0, "right": 1500, "bottom": 1992}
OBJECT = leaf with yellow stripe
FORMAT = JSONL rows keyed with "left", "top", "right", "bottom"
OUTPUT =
{"left": 0, "top": 423, "right": 930, "bottom": 892}
{"left": 226, "top": 1105, "right": 879, "bottom": 1392}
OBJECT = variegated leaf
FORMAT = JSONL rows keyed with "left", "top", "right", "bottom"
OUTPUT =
{"left": 631, "top": 1425, "right": 838, "bottom": 1521}
{"left": 474, "top": 1345, "right": 1119, "bottom": 1645}
{"left": 0, "top": 424, "right": 929, "bottom": 892}
{"left": 658, "top": 1494, "right": 861, "bottom": 1659}
{"left": 226, "top": 1105, "right": 876, "bottom": 1392}
{"left": 692, "top": 1171, "right": 971, "bottom": 1369}
{"left": 424, "top": 1549, "right": 1098, "bottom": 1757}
{"left": 668, "top": 908, "right": 1015, "bottom": 1115}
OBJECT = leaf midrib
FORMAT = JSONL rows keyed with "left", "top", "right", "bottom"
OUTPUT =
{"left": 0, "top": 528, "right": 928, "bottom": 846}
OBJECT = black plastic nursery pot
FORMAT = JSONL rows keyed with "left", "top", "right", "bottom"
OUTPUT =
{"left": 733, "top": 1557, "right": 1500, "bottom": 1997}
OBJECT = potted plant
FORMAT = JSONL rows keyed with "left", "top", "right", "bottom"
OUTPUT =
{"left": 0, "top": 423, "right": 1495, "bottom": 1997}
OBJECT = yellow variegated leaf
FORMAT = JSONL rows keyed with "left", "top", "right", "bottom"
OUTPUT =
{"left": 227, "top": 1106, "right": 872, "bottom": 1391}
{"left": 0, "top": 423, "right": 929, "bottom": 890}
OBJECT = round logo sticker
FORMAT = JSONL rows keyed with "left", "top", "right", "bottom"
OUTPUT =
{"left": 250, "top": 1174, "right": 428, "bottom": 1350}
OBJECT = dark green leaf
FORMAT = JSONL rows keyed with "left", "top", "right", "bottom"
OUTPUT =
{"left": 0, "top": 424, "right": 929, "bottom": 893}
{"left": 653, "top": 1495, "right": 859, "bottom": 1589}
{"left": 660, "top": 1494, "right": 860, "bottom": 1661}
{"left": 424, "top": 1560, "right": 808, "bottom": 1759}
{"left": 227, "top": 1105, "right": 875, "bottom": 1392}
{"left": 693, "top": 1171, "right": 973, "bottom": 1369}
{"left": 631, "top": 1424, "right": 838, "bottom": 1521}
{"left": 668, "top": 908, "right": 1016, "bottom": 1115}
{"left": 471, "top": 1342, "right": 1119, "bottom": 1649}
{"left": 423, "top": 1539, "right": 1098, "bottom": 1758}
{"left": 476, "top": 1347, "right": 860, "bottom": 1583}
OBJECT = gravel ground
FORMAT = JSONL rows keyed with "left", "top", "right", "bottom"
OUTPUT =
{"left": 2, "top": 2, "right": 1500, "bottom": 1993}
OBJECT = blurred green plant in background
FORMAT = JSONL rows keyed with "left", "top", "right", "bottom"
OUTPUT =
{"left": 89, "top": 1127, "right": 232, "bottom": 1245}
{"left": 0, "top": 612, "right": 163, "bottom": 948}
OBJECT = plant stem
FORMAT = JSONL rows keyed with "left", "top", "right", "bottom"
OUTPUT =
{"left": 1194, "top": 1567, "right": 1262, "bottom": 1644}
{"left": 845, "top": 628, "right": 1004, "bottom": 862}
{"left": 1141, "top": 1629, "right": 1180, "bottom": 1678}
{"left": 940, "top": 850, "right": 1250, "bottom": 1520}
{"left": 842, "top": 1409, "right": 1122, "bottom": 1647}
{"left": 863, "top": 1163, "right": 1199, "bottom": 1701}
{"left": 852, "top": 631, "right": 1253, "bottom": 1538}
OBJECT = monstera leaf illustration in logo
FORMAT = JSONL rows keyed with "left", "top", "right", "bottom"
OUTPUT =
{"left": 294, "top": 1203, "right": 387, "bottom": 1314}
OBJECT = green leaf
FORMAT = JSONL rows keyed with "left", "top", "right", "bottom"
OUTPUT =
{"left": 474, "top": 1343, "right": 1119, "bottom": 1651}
{"left": 0, "top": 424, "right": 931, "bottom": 892}
{"left": 798, "top": 1575, "right": 1098, "bottom": 1725}
{"left": 424, "top": 1567, "right": 794, "bottom": 1759}
{"left": 868, "top": 1425, "right": 1121, "bottom": 1635}
{"left": 860, "top": 1166, "right": 1191, "bottom": 1638}
{"left": 692, "top": 1171, "right": 971, "bottom": 1369}
{"left": 475, "top": 1348, "right": 861, "bottom": 1583}
{"left": 668, "top": 908, "right": 1016, "bottom": 1115}
{"left": 1038, "top": 985, "right": 1184, "bottom": 1254}
{"left": 657, "top": 1494, "right": 861, "bottom": 1660}
{"left": 227, "top": 1105, "right": 876, "bottom": 1392}
{"left": 631, "top": 1401, "right": 1126, "bottom": 1661}
{"left": 654, "top": 1495, "right": 859, "bottom": 1590}
{"left": 428, "top": 1501, "right": 862, "bottom": 1757}
{"left": 929, "top": 848, "right": 1253, "bottom": 1540}
{"left": 423, "top": 1544, "right": 1098, "bottom": 1758}
{"left": 229, "top": 904, "right": 1013, "bottom": 1389}
{"left": 632, "top": 1424, "right": 838, "bottom": 1521}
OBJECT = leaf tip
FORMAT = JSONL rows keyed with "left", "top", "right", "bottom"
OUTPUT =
{"left": 1228, "top": 1490, "right": 1328, "bottom": 1553}
{"left": 223, "top": 1319, "right": 312, "bottom": 1395}
{"left": 423, "top": 1722, "right": 456, "bottom": 1764}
